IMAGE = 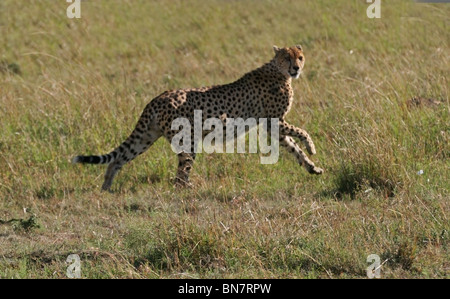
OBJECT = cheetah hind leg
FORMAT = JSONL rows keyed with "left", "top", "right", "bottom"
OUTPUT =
{"left": 101, "top": 129, "right": 162, "bottom": 191}
{"left": 174, "top": 152, "right": 196, "bottom": 188}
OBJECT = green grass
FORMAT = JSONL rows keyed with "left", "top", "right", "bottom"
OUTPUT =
{"left": 0, "top": 0, "right": 448, "bottom": 278}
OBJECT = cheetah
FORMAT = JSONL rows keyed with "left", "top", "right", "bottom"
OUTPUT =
{"left": 72, "top": 45, "right": 323, "bottom": 191}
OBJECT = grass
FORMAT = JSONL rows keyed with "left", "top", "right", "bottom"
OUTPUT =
{"left": 0, "top": 0, "right": 448, "bottom": 278}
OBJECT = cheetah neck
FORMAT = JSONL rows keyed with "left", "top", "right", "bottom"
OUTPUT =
{"left": 244, "top": 62, "right": 292, "bottom": 87}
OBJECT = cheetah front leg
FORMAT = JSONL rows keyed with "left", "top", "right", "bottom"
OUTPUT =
{"left": 279, "top": 135, "right": 323, "bottom": 175}
{"left": 279, "top": 120, "right": 316, "bottom": 155}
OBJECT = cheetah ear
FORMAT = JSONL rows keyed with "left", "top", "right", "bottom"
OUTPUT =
{"left": 273, "top": 45, "right": 281, "bottom": 54}
{"left": 295, "top": 44, "right": 303, "bottom": 51}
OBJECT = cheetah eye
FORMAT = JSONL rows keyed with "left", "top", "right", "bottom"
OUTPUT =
{"left": 299, "top": 56, "right": 303, "bottom": 61}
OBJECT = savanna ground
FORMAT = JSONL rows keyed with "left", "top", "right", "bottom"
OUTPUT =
{"left": 0, "top": 0, "right": 448, "bottom": 279}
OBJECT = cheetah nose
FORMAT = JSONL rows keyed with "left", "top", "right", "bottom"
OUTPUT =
{"left": 293, "top": 66, "right": 299, "bottom": 71}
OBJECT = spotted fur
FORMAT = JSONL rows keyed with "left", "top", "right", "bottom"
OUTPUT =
{"left": 73, "top": 45, "right": 323, "bottom": 191}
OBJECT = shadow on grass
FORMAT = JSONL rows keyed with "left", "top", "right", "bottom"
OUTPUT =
{"left": 321, "top": 162, "right": 399, "bottom": 200}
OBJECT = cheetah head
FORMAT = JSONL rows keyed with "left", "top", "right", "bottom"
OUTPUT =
{"left": 272, "top": 45, "right": 305, "bottom": 79}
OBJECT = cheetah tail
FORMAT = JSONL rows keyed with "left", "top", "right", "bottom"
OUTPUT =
{"left": 71, "top": 128, "right": 143, "bottom": 165}
{"left": 71, "top": 151, "right": 118, "bottom": 165}
{"left": 72, "top": 105, "right": 157, "bottom": 166}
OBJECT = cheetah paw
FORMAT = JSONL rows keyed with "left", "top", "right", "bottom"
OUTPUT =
{"left": 308, "top": 166, "right": 323, "bottom": 175}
